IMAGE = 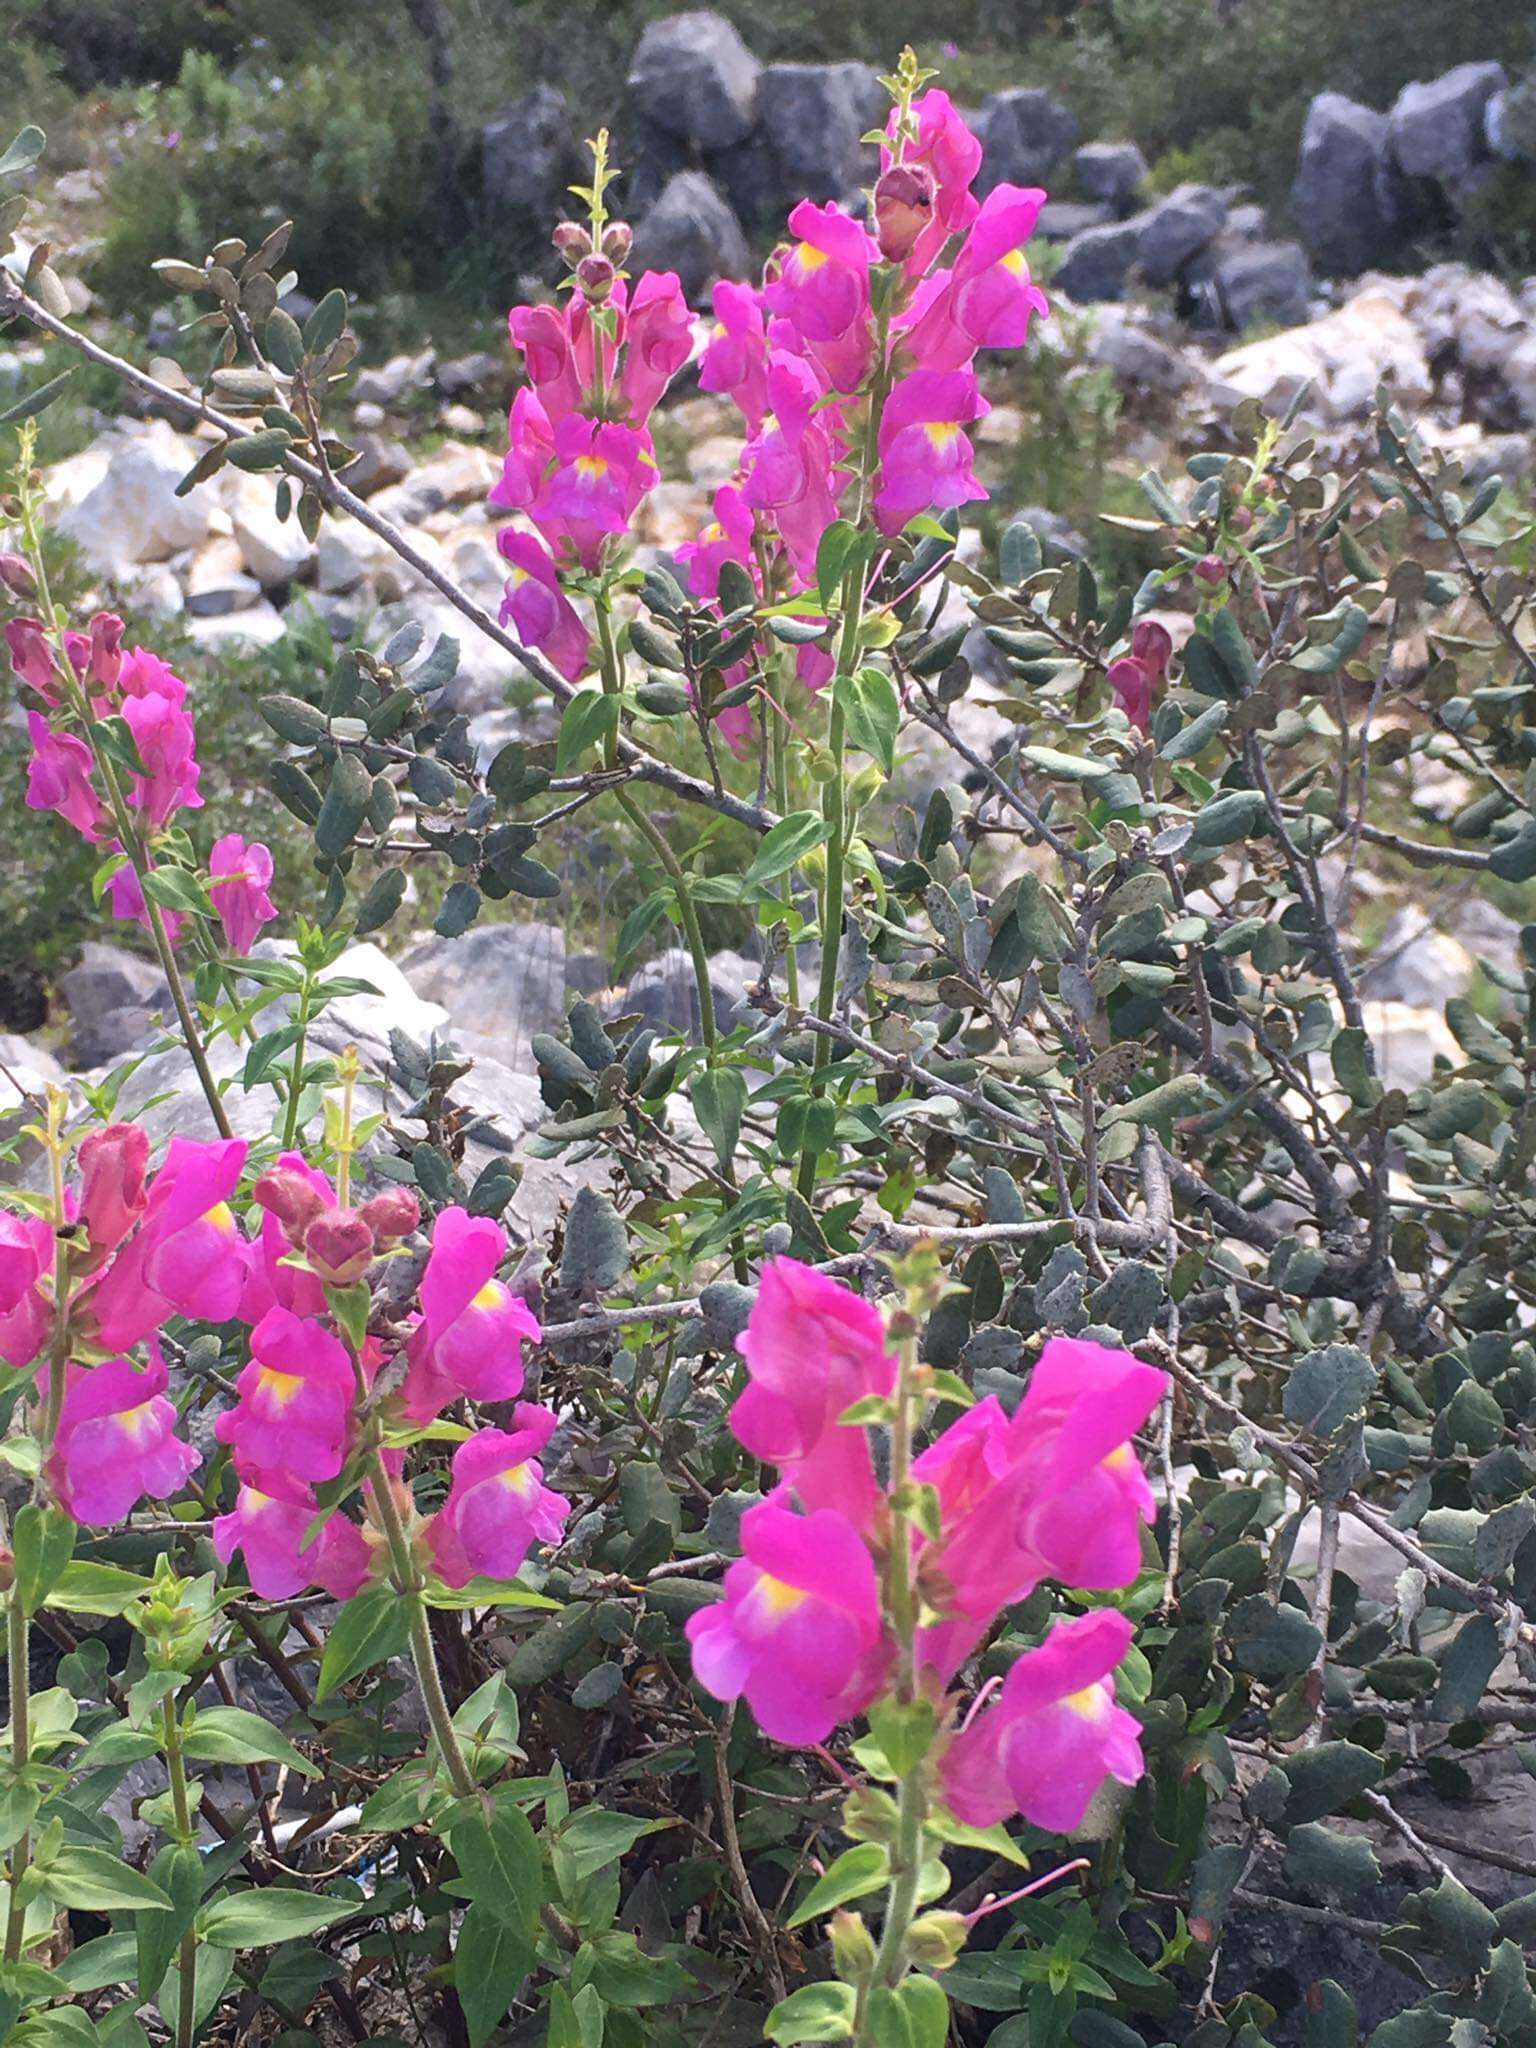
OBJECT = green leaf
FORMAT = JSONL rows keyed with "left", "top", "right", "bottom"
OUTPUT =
{"left": 1284, "top": 1344, "right": 1379, "bottom": 1438}
{"left": 39, "top": 1847, "right": 170, "bottom": 1914}
{"left": 556, "top": 689, "right": 620, "bottom": 772}
{"left": 1101, "top": 1073, "right": 1210, "bottom": 1129}
{"left": 836, "top": 667, "right": 900, "bottom": 776}
{"left": 0, "top": 368, "right": 73, "bottom": 426}
{"left": 303, "top": 288, "right": 348, "bottom": 356}
{"left": 225, "top": 427, "right": 293, "bottom": 472}
{"left": 1278, "top": 1741, "right": 1383, "bottom": 1824}
{"left": 897, "top": 1976, "right": 950, "bottom": 2048}
{"left": 554, "top": 1809, "right": 668, "bottom": 1887}
{"left": 816, "top": 518, "right": 862, "bottom": 610}
{"left": 315, "top": 1583, "right": 409, "bottom": 1699}
{"left": 199, "top": 1889, "right": 359, "bottom": 1948}
{"left": 314, "top": 753, "right": 372, "bottom": 859}
{"left": 354, "top": 867, "right": 406, "bottom": 936}
{"left": 1283, "top": 1824, "right": 1381, "bottom": 1898}
{"left": 868, "top": 1697, "right": 938, "bottom": 1776}
{"left": 139, "top": 865, "right": 215, "bottom": 920}
{"left": 181, "top": 1706, "right": 318, "bottom": 1778}
{"left": 560, "top": 1186, "right": 629, "bottom": 1293}
{"left": 1431, "top": 1613, "right": 1502, "bottom": 1723}
{"left": 44, "top": 1560, "right": 150, "bottom": 1617}
{"left": 786, "top": 1843, "right": 890, "bottom": 1929}
{"left": 765, "top": 1983, "right": 858, "bottom": 2044}
{"left": 690, "top": 1066, "right": 746, "bottom": 1171}
{"left": 745, "top": 809, "right": 830, "bottom": 886}
{"left": 0, "top": 127, "right": 46, "bottom": 179}
{"left": 450, "top": 1802, "right": 543, "bottom": 1937}
{"left": 13, "top": 1503, "right": 76, "bottom": 1616}
{"left": 455, "top": 1901, "right": 535, "bottom": 2048}
{"left": 1000, "top": 518, "right": 1043, "bottom": 583}
{"left": 137, "top": 1845, "right": 203, "bottom": 1998}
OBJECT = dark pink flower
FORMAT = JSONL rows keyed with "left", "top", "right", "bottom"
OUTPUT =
{"left": 400, "top": 1205, "right": 540, "bottom": 1424}
{"left": 0, "top": 1210, "right": 51, "bottom": 1368}
{"left": 209, "top": 834, "right": 277, "bottom": 955}
{"left": 872, "top": 368, "right": 989, "bottom": 534}
{"left": 424, "top": 1406, "right": 568, "bottom": 1588}
{"left": 939, "top": 1610, "right": 1144, "bottom": 1832}
{"left": 302, "top": 1207, "right": 376, "bottom": 1286}
{"left": 118, "top": 645, "right": 188, "bottom": 708}
{"left": 620, "top": 271, "right": 693, "bottom": 424}
{"left": 26, "top": 713, "right": 103, "bottom": 841}
{"left": 103, "top": 860, "right": 182, "bottom": 947}
{"left": 686, "top": 1501, "right": 890, "bottom": 1745}
{"left": 7, "top": 618, "right": 60, "bottom": 702}
{"left": 497, "top": 529, "right": 592, "bottom": 682}
{"left": 901, "top": 183, "right": 1049, "bottom": 372}
{"left": 89, "top": 1136, "right": 249, "bottom": 1352}
{"left": 489, "top": 388, "right": 556, "bottom": 514}
{"left": 77, "top": 1123, "right": 150, "bottom": 1253}
{"left": 240, "top": 1154, "right": 333, "bottom": 1323}
{"left": 1108, "top": 657, "right": 1151, "bottom": 733}
{"left": 64, "top": 613, "right": 124, "bottom": 701}
{"left": 214, "top": 1306, "right": 356, "bottom": 1482}
{"left": 699, "top": 280, "right": 771, "bottom": 431}
{"left": 535, "top": 415, "right": 660, "bottom": 568}
{"left": 731, "top": 1258, "right": 895, "bottom": 1525}
{"left": 739, "top": 352, "right": 843, "bottom": 582}
{"left": 120, "top": 685, "right": 202, "bottom": 827}
{"left": 764, "top": 201, "right": 877, "bottom": 392}
{"left": 676, "top": 484, "right": 758, "bottom": 604}
{"left": 213, "top": 1469, "right": 371, "bottom": 1599}
{"left": 882, "top": 90, "right": 983, "bottom": 274}
{"left": 46, "top": 1349, "right": 200, "bottom": 1526}
{"left": 508, "top": 301, "right": 586, "bottom": 423}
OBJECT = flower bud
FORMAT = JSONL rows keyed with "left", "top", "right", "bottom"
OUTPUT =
{"left": 829, "top": 1910, "right": 878, "bottom": 1983}
{"left": 1194, "top": 554, "right": 1226, "bottom": 587}
{"left": 575, "top": 253, "right": 617, "bottom": 304}
{"left": 1230, "top": 505, "right": 1253, "bottom": 534}
{"left": 78, "top": 1122, "right": 150, "bottom": 1252}
{"left": 359, "top": 1186, "right": 422, "bottom": 1245}
{"left": 0, "top": 551, "right": 36, "bottom": 596}
{"left": 600, "top": 221, "right": 633, "bottom": 265}
{"left": 552, "top": 220, "right": 593, "bottom": 268}
{"left": 302, "top": 1206, "right": 376, "bottom": 1286}
{"left": 874, "top": 161, "right": 937, "bottom": 263}
{"left": 253, "top": 1166, "right": 327, "bottom": 1244}
{"left": 905, "top": 1911, "right": 968, "bottom": 1970}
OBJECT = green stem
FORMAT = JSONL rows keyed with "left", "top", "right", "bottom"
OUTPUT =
{"left": 770, "top": 706, "right": 802, "bottom": 1007}
{"left": 366, "top": 1451, "right": 476, "bottom": 1799}
{"left": 161, "top": 1695, "right": 199, "bottom": 2048}
{"left": 3, "top": 1592, "right": 30, "bottom": 1965}
{"left": 280, "top": 977, "right": 315, "bottom": 1151}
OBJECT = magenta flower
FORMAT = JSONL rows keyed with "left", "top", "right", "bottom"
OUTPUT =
{"left": 0, "top": 1210, "right": 51, "bottom": 1368}
{"left": 118, "top": 645, "right": 189, "bottom": 707}
{"left": 1109, "top": 619, "right": 1173, "bottom": 734}
{"left": 89, "top": 1136, "right": 249, "bottom": 1352}
{"left": 939, "top": 1610, "right": 1145, "bottom": 1832}
{"left": 104, "top": 860, "right": 182, "bottom": 947}
{"left": 764, "top": 201, "right": 877, "bottom": 391}
{"left": 77, "top": 1123, "right": 150, "bottom": 1254}
{"left": 120, "top": 684, "right": 202, "bottom": 827}
{"left": 508, "top": 301, "right": 586, "bottom": 423}
{"left": 620, "top": 270, "right": 694, "bottom": 424}
{"left": 699, "top": 280, "right": 771, "bottom": 431}
{"left": 676, "top": 484, "right": 757, "bottom": 604}
{"left": 732, "top": 1258, "right": 896, "bottom": 1524}
{"left": 209, "top": 833, "right": 278, "bottom": 955}
{"left": 215, "top": 1306, "right": 356, "bottom": 1482}
{"left": 536, "top": 415, "right": 660, "bottom": 569}
{"left": 901, "top": 183, "right": 1050, "bottom": 372}
{"left": 489, "top": 388, "right": 556, "bottom": 515}
{"left": 213, "top": 1469, "right": 371, "bottom": 1600}
{"left": 239, "top": 1156, "right": 332, "bottom": 1324}
{"left": 882, "top": 90, "right": 983, "bottom": 275}
{"left": 46, "top": 1350, "right": 200, "bottom": 1526}
{"left": 64, "top": 612, "right": 124, "bottom": 702}
{"left": 7, "top": 618, "right": 60, "bottom": 702}
{"left": 872, "top": 368, "right": 989, "bottom": 534}
{"left": 26, "top": 712, "right": 104, "bottom": 841}
{"left": 497, "top": 529, "right": 593, "bottom": 682}
{"left": 739, "top": 353, "right": 843, "bottom": 581}
{"left": 686, "top": 1502, "right": 890, "bottom": 1745}
{"left": 424, "top": 1405, "right": 568, "bottom": 1588}
{"left": 399, "top": 1205, "right": 540, "bottom": 1424}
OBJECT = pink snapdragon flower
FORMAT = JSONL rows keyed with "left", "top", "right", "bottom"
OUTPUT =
{"left": 400, "top": 1205, "right": 540, "bottom": 1423}
{"left": 119, "top": 684, "right": 202, "bottom": 827}
{"left": 676, "top": 484, "right": 758, "bottom": 604}
{"left": 47, "top": 1350, "right": 200, "bottom": 1526}
{"left": 213, "top": 1469, "right": 372, "bottom": 1600}
{"left": 64, "top": 612, "right": 125, "bottom": 702}
{"left": 939, "top": 1610, "right": 1144, "bottom": 1832}
{"left": 873, "top": 369, "right": 989, "bottom": 534}
{"left": 25, "top": 713, "right": 103, "bottom": 840}
{"left": 7, "top": 618, "right": 61, "bottom": 702}
{"left": 214, "top": 1306, "right": 356, "bottom": 1482}
{"left": 901, "top": 183, "right": 1049, "bottom": 372}
{"left": 102, "top": 860, "right": 182, "bottom": 948}
{"left": 1108, "top": 620, "right": 1174, "bottom": 735}
{"left": 620, "top": 271, "right": 694, "bottom": 424}
{"left": 489, "top": 389, "right": 557, "bottom": 515}
{"left": 883, "top": 90, "right": 983, "bottom": 274}
{"left": 425, "top": 1405, "right": 568, "bottom": 1587}
{"left": 536, "top": 416, "right": 660, "bottom": 569}
{"left": 77, "top": 1123, "right": 150, "bottom": 1255}
{"left": 209, "top": 834, "right": 278, "bottom": 955}
{"left": 0, "top": 1210, "right": 52, "bottom": 1368}
{"left": 508, "top": 302, "right": 587, "bottom": 423}
{"left": 764, "top": 201, "right": 877, "bottom": 392}
{"left": 88, "top": 1136, "right": 249, "bottom": 1352}
{"left": 117, "top": 645, "right": 189, "bottom": 708}
{"left": 731, "top": 1257, "right": 896, "bottom": 1524}
{"left": 740, "top": 353, "right": 844, "bottom": 582}
{"left": 497, "top": 529, "right": 593, "bottom": 682}
{"left": 699, "top": 280, "right": 771, "bottom": 431}
{"left": 686, "top": 1502, "right": 890, "bottom": 1744}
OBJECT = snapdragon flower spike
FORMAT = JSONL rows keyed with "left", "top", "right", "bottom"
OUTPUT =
{"left": 698, "top": 280, "right": 771, "bottom": 431}
{"left": 731, "top": 1256, "right": 896, "bottom": 1524}
{"left": 619, "top": 271, "right": 694, "bottom": 425}
{"left": 400, "top": 1205, "right": 540, "bottom": 1423}
{"left": 213, "top": 1468, "right": 371, "bottom": 1600}
{"left": 882, "top": 88, "right": 983, "bottom": 275}
{"left": 214, "top": 1306, "right": 355, "bottom": 1483}
{"left": 939, "top": 1610, "right": 1144, "bottom": 1833}
{"left": 687, "top": 1502, "right": 891, "bottom": 1744}
{"left": 77, "top": 1122, "right": 150, "bottom": 1255}
{"left": 425, "top": 1405, "right": 568, "bottom": 1587}
{"left": 497, "top": 529, "right": 594, "bottom": 682}
{"left": 873, "top": 368, "right": 989, "bottom": 534}
{"left": 740, "top": 353, "right": 844, "bottom": 583}
{"left": 46, "top": 1349, "right": 200, "bottom": 1526}
{"left": 119, "top": 683, "right": 202, "bottom": 827}
{"left": 25, "top": 712, "right": 104, "bottom": 841}
{"left": 89, "top": 1136, "right": 250, "bottom": 1352}
{"left": 209, "top": 834, "right": 277, "bottom": 955}
{"left": 900, "top": 182, "right": 1049, "bottom": 372}
{"left": 764, "top": 201, "right": 877, "bottom": 392}
{"left": 0, "top": 1210, "right": 51, "bottom": 1368}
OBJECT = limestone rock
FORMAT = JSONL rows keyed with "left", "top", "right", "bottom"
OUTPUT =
{"left": 402, "top": 921, "right": 569, "bottom": 1068}
{"left": 56, "top": 420, "right": 214, "bottom": 574}
{"left": 1390, "top": 61, "right": 1507, "bottom": 186}
{"left": 976, "top": 88, "right": 1080, "bottom": 190}
{"left": 627, "top": 11, "right": 761, "bottom": 152}
{"left": 1212, "top": 291, "right": 1431, "bottom": 422}
{"left": 1055, "top": 217, "right": 1142, "bottom": 303}
{"left": 1134, "top": 182, "right": 1227, "bottom": 287}
{"left": 631, "top": 171, "right": 748, "bottom": 305}
{"left": 226, "top": 473, "right": 317, "bottom": 586}
{"left": 1073, "top": 140, "right": 1147, "bottom": 212}
{"left": 1290, "top": 93, "right": 1406, "bottom": 276}
{"left": 59, "top": 942, "right": 168, "bottom": 1067}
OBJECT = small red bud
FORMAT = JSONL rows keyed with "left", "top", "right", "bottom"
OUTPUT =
{"left": 552, "top": 220, "right": 594, "bottom": 268}
{"left": 359, "top": 1187, "right": 422, "bottom": 1245}
{"left": 253, "top": 1167, "right": 327, "bottom": 1245}
{"left": 874, "top": 161, "right": 936, "bottom": 263}
{"left": 600, "top": 221, "right": 632, "bottom": 265}
{"left": 1194, "top": 554, "right": 1226, "bottom": 587}
{"left": 302, "top": 1207, "right": 376, "bottom": 1287}
{"left": 1230, "top": 506, "right": 1253, "bottom": 534}
{"left": 0, "top": 551, "right": 36, "bottom": 596}
{"left": 575, "top": 253, "right": 617, "bottom": 304}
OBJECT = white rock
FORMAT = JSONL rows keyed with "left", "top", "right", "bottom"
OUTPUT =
{"left": 225, "top": 473, "right": 317, "bottom": 586}
{"left": 685, "top": 434, "right": 746, "bottom": 486}
{"left": 317, "top": 517, "right": 446, "bottom": 603}
{"left": 186, "top": 537, "right": 262, "bottom": 616}
{"left": 56, "top": 419, "right": 217, "bottom": 573}
{"left": 1212, "top": 291, "right": 1431, "bottom": 423}
{"left": 1359, "top": 1000, "right": 1460, "bottom": 1092}
{"left": 185, "top": 600, "right": 288, "bottom": 649}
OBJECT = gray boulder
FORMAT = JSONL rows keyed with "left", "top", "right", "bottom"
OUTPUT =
{"left": 628, "top": 10, "right": 761, "bottom": 152}
{"left": 1190, "top": 237, "right": 1313, "bottom": 332}
{"left": 59, "top": 942, "right": 168, "bottom": 1067}
{"left": 1290, "top": 92, "right": 1405, "bottom": 276}
{"left": 1135, "top": 182, "right": 1227, "bottom": 286}
{"left": 743, "top": 62, "right": 885, "bottom": 220}
{"left": 1055, "top": 217, "right": 1141, "bottom": 302}
{"left": 631, "top": 171, "right": 748, "bottom": 305}
{"left": 621, "top": 947, "right": 755, "bottom": 1040}
{"left": 482, "top": 85, "right": 579, "bottom": 243}
{"left": 1390, "top": 61, "right": 1507, "bottom": 186}
{"left": 1036, "top": 200, "right": 1114, "bottom": 241}
{"left": 976, "top": 88, "right": 1080, "bottom": 190}
{"left": 1073, "top": 140, "right": 1147, "bottom": 213}
{"left": 403, "top": 920, "right": 568, "bottom": 1070}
